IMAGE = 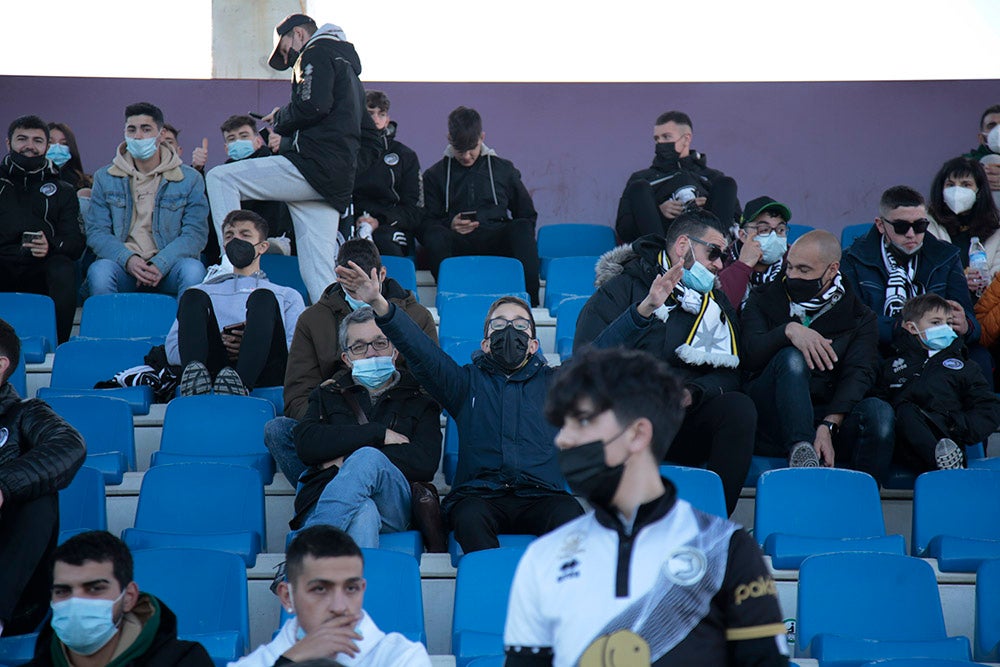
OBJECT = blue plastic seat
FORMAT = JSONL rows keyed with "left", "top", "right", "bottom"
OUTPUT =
{"left": 452, "top": 547, "right": 528, "bottom": 667}
{"left": 10, "top": 351, "right": 26, "bottom": 398}
{"left": 132, "top": 548, "right": 249, "bottom": 661}
{"left": 122, "top": 463, "right": 266, "bottom": 566}
{"left": 555, "top": 296, "right": 588, "bottom": 360}
{"left": 466, "top": 657, "right": 506, "bottom": 667}
{"left": 250, "top": 386, "right": 284, "bottom": 417}
{"left": 861, "top": 659, "right": 990, "bottom": 666}
{"left": 754, "top": 468, "right": 905, "bottom": 569}
{"left": 150, "top": 395, "right": 276, "bottom": 484}
{"left": 38, "top": 339, "right": 154, "bottom": 414}
{"left": 659, "top": 465, "right": 726, "bottom": 518}
{"left": 444, "top": 339, "right": 482, "bottom": 365}
{"left": 969, "top": 457, "right": 1000, "bottom": 470}
{"left": 46, "top": 396, "right": 136, "bottom": 484}
{"left": 787, "top": 224, "right": 815, "bottom": 243}
{"left": 449, "top": 534, "right": 534, "bottom": 568}
{"left": 976, "top": 558, "right": 1000, "bottom": 661}
{"left": 797, "top": 552, "right": 971, "bottom": 663}
{"left": 381, "top": 255, "right": 419, "bottom": 300}
{"left": 436, "top": 256, "right": 526, "bottom": 309}
{"left": 536, "top": 223, "right": 616, "bottom": 279}
{"left": 912, "top": 469, "right": 1000, "bottom": 572}
{"left": 360, "top": 548, "right": 426, "bottom": 644}
{"left": 260, "top": 255, "right": 310, "bottom": 306}
{"left": 0, "top": 632, "right": 38, "bottom": 666}
{"left": 443, "top": 414, "right": 459, "bottom": 486}
{"left": 0, "top": 292, "right": 57, "bottom": 362}
{"left": 542, "top": 256, "right": 599, "bottom": 316}
{"left": 743, "top": 455, "right": 785, "bottom": 487}
{"left": 438, "top": 295, "right": 498, "bottom": 350}
{"left": 283, "top": 529, "right": 423, "bottom": 561}
{"left": 78, "top": 293, "right": 177, "bottom": 344}
{"left": 841, "top": 223, "right": 872, "bottom": 249}
{"left": 59, "top": 466, "right": 107, "bottom": 544}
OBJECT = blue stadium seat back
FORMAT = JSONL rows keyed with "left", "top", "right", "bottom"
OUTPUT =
{"left": 360, "top": 548, "right": 426, "bottom": 644}
{"left": 154, "top": 395, "right": 276, "bottom": 484}
{"left": 542, "top": 256, "right": 600, "bottom": 315}
{"left": 449, "top": 533, "right": 534, "bottom": 568}
{"left": 260, "top": 255, "right": 311, "bottom": 306}
{"left": 970, "top": 457, "right": 1000, "bottom": 470}
{"left": 78, "top": 293, "right": 177, "bottom": 343}
{"left": 787, "top": 224, "right": 815, "bottom": 243}
{"left": 659, "top": 465, "right": 727, "bottom": 518}
{"left": 842, "top": 223, "right": 872, "bottom": 250}
{"left": 122, "top": 463, "right": 265, "bottom": 567}
{"left": 883, "top": 464, "right": 919, "bottom": 490}
{"left": 378, "top": 531, "right": 424, "bottom": 561}
{"left": 860, "top": 660, "right": 991, "bottom": 667}
{"left": 797, "top": 552, "right": 969, "bottom": 662}
{"left": 59, "top": 466, "right": 107, "bottom": 539}
{"left": 132, "top": 547, "right": 249, "bottom": 656}
{"left": 976, "top": 559, "right": 1000, "bottom": 661}
{"left": 438, "top": 295, "right": 502, "bottom": 349}
{"left": 381, "top": 256, "right": 419, "bottom": 300}
{"left": 912, "top": 469, "right": 1000, "bottom": 571}
{"left": 436, "top": 256, "right": 526, "bottom": 309}
{"left": 743, "top": 455, "right": 785, "bottom": 488}
{"left": 0, "top": 632, "right": 39, "bottom": 666}
{"left": 536, "top": 223, "right": 616, "bottom": 279}
{"left": 0, "top": 292, "right": 57, "bottom": 362}
{"left": 756, "top": 468, "right": 904, "bottom": 568}
{"left": 42, "top": 339, "right": 155, "bottom": 414}
{"left": 46, "top": 395, "right": 137, "bottom": 482}
{"left": 967, "top": 441, "right": 986, "bottom": 460}
{"left": 452, "top": 547, "right": 529, "bottom": 666}
{"left": 10, "top": 351, "right": 27, "bottom": 398}
{"left": 250, "top": 386, "right": 284, "bottom": 417}
{"left": 444, "top": 339, "right": 482, "bottom": 366}
{"left": 466, "top": 657, "right": 506, "bottom": 667}
{"left": 555, "top": 296, "right": 589, "bottom": 360}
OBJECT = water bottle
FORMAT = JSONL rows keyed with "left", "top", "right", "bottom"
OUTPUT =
{"left": 970, "top": 236, "right": 988, "bottom": 296}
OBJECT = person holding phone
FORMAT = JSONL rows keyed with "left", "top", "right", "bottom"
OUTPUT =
{"left": 0, "top": 115, "right": 85, "bottom": 343}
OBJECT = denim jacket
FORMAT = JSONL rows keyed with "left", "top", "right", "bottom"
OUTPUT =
{"left": 85, "top": 152, "right": 208, "bottom": 273}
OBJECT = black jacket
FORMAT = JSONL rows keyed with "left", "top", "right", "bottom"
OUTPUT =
{"left": 351, "top": 122, "right": 422, "bottom": 236}
{"left": 0, "top": 383, "right": 85, "bottom": 510}
{"left": 0, "top": 154, "right": 84, "bottom": 261}
{"left": 421, "top": 145, "right": 537, "bottom": 237}
{"left": 574, "top": 236, "right": 742, "bottom": 409}
{"left": 28, "top": 594, "right": 213, "bottom": 667}
{"left": 740, "top": 276, "right": 879, "bottom": 416}
{"left": 877, "top": 333, "right": 1000, "bottom": 444}
{"left": 272, "top": 26, "right": 380, "bottom": 212}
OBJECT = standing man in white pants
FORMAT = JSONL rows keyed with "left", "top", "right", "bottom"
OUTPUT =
{"left": 205, "top": 13, "right": 379, "bottom": 303}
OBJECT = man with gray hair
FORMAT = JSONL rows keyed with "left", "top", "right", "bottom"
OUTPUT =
{"left": 289, "top": 307, "right": 441, "bottom": 548}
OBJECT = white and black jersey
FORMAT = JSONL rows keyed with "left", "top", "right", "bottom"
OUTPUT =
{"left": 504, "top": 483, "right": 789, "bottom": 667}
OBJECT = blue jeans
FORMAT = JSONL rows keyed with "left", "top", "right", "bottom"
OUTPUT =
{"left": 263, "top": 416, "right": 305, "bottom": 486}
{"left": 85, "top": 257, "right": 206, "bottom": 296}
{"left": 303, "top": 447, "right": 411, "bottom": 548}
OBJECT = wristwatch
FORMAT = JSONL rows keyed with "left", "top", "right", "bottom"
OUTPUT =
{"left": 819, "top": 420, "right": 839, "bottom": 436}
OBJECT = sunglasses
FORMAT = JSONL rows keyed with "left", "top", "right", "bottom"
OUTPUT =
{"left": 881, "top": 217, "right": 929, "bottom": 235}
{"left": 688, "top": 236, "right": 727, "bottom": 262}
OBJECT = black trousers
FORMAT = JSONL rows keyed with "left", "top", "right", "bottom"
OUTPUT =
{"left": 0, "top": 255, "right": 77, "bottom": 343}
{"left": 448, "top": 491, "right": 584, "bottom": 554}
{"left": 372, "top": 226, "right": 408, "bottom": 257}
{"left": 422, "top": 221, "right": 541, "bottom": 306}
{"left": 665, "top": 391, "right": 756, "bottom": 516}
{"left": 177, "top": 288, "right": 287, "bottom": 390}
{"left": 0, "top": 493, "right": 58, "bottom": 634}
{"left": 894, "top": 401, "right": 956, "bottom": 473}
{"left": 619, "top": 176, "right": 739, "bottom": 242}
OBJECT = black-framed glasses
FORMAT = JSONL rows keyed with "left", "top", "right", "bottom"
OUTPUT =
{"left": 487, "top": 317, "right": 532, "bottom": 333}
{"left": 746, "top": 223, "right": 788, "bottom": 237}
{"left": 881, "top": 217, "right": 929, "bottom": 235}
{"left": 346, "top": 337, "right": 391, "bottom": 356}
{"left": 688, "top": 236, "right": 727, "bottom": 262}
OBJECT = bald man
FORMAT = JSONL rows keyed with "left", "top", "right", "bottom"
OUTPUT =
{"left": 739, "top": 230, "right": 893, "bottom": 481}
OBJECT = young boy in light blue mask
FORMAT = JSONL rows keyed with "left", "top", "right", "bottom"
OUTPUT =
{"left": 877, "top": 292, "right": 1000, "bottom": 471}
{"left": 718, "top": 195, "right": 791, "bottom": 310}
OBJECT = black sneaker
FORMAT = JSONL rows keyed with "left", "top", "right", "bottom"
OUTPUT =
{"left": 213, "top": 367, "right": 248, "bottom": 396}
{"left": 934, "top": 438, "right": 964, "bottom": 470}
{"left": 180, "top": 362, "right": 212, "bottom": 397}
{"left": 789, "top": 441, "right": 820, "bottom": 468}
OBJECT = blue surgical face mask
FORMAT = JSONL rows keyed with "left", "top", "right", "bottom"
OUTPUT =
{"left": 351, "top": 355, "right": 396, "bottom": 388}
{"left": 46, "top": 143, "right": 72, "bottom": 167}
{"left": 227, "top": 139, "right": 256, "bottom": 161}
{"left": 51, "top": 592, "right": 124, "bottom": 656}
{"left": 124, "top": 135, "right": 158, "bottom": 161}
{"left": 757, "top": 231, "right": 788, "bottom": 265}
{"left": 920, "top": 324, "right": 958, "bottom": 350}
{"left": 682, "top": 253, "right": 717, "bottom": 294}
{"left": 343, "top": 291, "right": 367, "bottom": 311}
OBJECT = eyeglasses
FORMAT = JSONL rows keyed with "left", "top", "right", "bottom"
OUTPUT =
{"left": 688, "top": 236, "right": 727, "bottom": 262}
{"left": 881, "top": 218, "right": 929, "bottom": 235}
{"left": 746, "top": 223, "right": 788, "bottom": 237}
{"left": 346, "top": 337, "right": 391, "bottom": 356}
{"left": 487, "top": 317, "right": 532, "bottom": 333}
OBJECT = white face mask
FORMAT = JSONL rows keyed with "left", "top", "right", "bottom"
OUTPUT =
{"left": 943, "top": 186, "right": 977, "bottom": 215}
{"left": 988, "top": 125, "right": 1000, "bottom": 154}
{"left": 756, "top": 231, "right": 788, "bottom": 265}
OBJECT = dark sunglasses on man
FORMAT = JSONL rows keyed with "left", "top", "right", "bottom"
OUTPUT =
{"left": 689, "top": 236, "right": 728, "bottom": 262}
{"left": 881, "top": 217, "right": 930, "bottom": 235}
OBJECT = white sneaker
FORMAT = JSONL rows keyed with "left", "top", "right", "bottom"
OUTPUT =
{"left": 789, "top": 441, "right": 820, "bottom": 468}
{"left": 356, "top": 222, "right": 374, "bottom": 241}
{"left": 934, "top": 438, "right": 964, "bottom": 470}
{"left": 266, "top": 235, "right": 292, "bottom": 256}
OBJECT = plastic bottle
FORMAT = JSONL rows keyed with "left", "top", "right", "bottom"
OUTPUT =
{"left": 969, "top": 236, "right": 988, "bottom": 296}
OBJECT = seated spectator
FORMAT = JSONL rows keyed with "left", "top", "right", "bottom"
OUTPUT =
{"left": 718, "top": 196, "right": 791, "bottom": 309}
{"left": 615, "top": 110, "right": 739, "bottom": 243}
{"left": 573, "top": 210, "right": 754, "bottom": 515}
{"left": 927, "top": 156, "right": 1000, "bottom": 295}
{"left": 84, "top": 102, "right": 208, "bottom": 297}
{"left": 505, "top": 347, "right": 789, "bottom": 667}
{"left": 291, "top": 307, "right": 441, "bottom": 547}
{"left": 351, "top": 91, "right": 421, "bottom": 258}
{"left": 841, "top": 185, "right": 992, "bottom": 383}
{"left": 337, "top": 262, "right": 583, "bottom": 553}
{"left": 237, "top": 525, "right": 431, "bottom": 667}
{"left": 964, "top": 104, "right": 1000, "bottom": 208}
{"left": 264, "top": 239, "right": 436, "bottom": 485}
{"left": 0, "top": 318, "right": 85, "bottom": 637}
{"left": 166, "top": 210, "right": 304, "bottom": 397}
{"left": 25, "top": 531, "right": 213, "bottom": 667}
{"left": 421, "top": 106, "right": 541, "bottom": 305}
{"left": 46, "top": 122, "right": 92, "bottom": 193}
{"left": 741, "top": 231, "right": 893, "bottom": 478}
{"left": 160, "top": 123, "right": 208, "bottom": 174}
{"left": 878, "top": 293, "right": 1000, "bottom": 471}
{"left": 1, "top": 115, "right": 85, "bottom": 343}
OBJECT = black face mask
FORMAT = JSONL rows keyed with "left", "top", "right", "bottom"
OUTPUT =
{"left": 285, "top": 47, "right": 301, "bottom": 68}
{"left": 652, "top": 141, "right": 681, "bottom": 168}
{"left": 558, "top": 439, "right": 625, "bottom": 509}
{"left": 225, "top": 238, "right": 258, "bottom": 269}
{"left": 488, "top": 326, "right": 530, "bottom": 373}
{"left": 784, "top": 275, "right": 825, "bottom": 303}
{"left": 9, "top": 152, "right": 47, "bottom": 172}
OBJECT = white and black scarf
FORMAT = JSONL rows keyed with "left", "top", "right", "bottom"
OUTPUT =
{"left": 881, "top": 238, "right": 923, "bottom": 317}
{"left": 789, "top": 273, "right": 846, "bottom": 326}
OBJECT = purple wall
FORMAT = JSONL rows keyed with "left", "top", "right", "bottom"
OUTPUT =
{"left": 2, "top": 75, "right": 996, "bottom": 233}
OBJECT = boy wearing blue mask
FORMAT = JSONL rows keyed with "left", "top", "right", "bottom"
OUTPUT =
{"left": 718, "top": 196, "right": 791, "bottom": 310}
{"left": 877, "top": 293, "right": 1000, "bottom": 471}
